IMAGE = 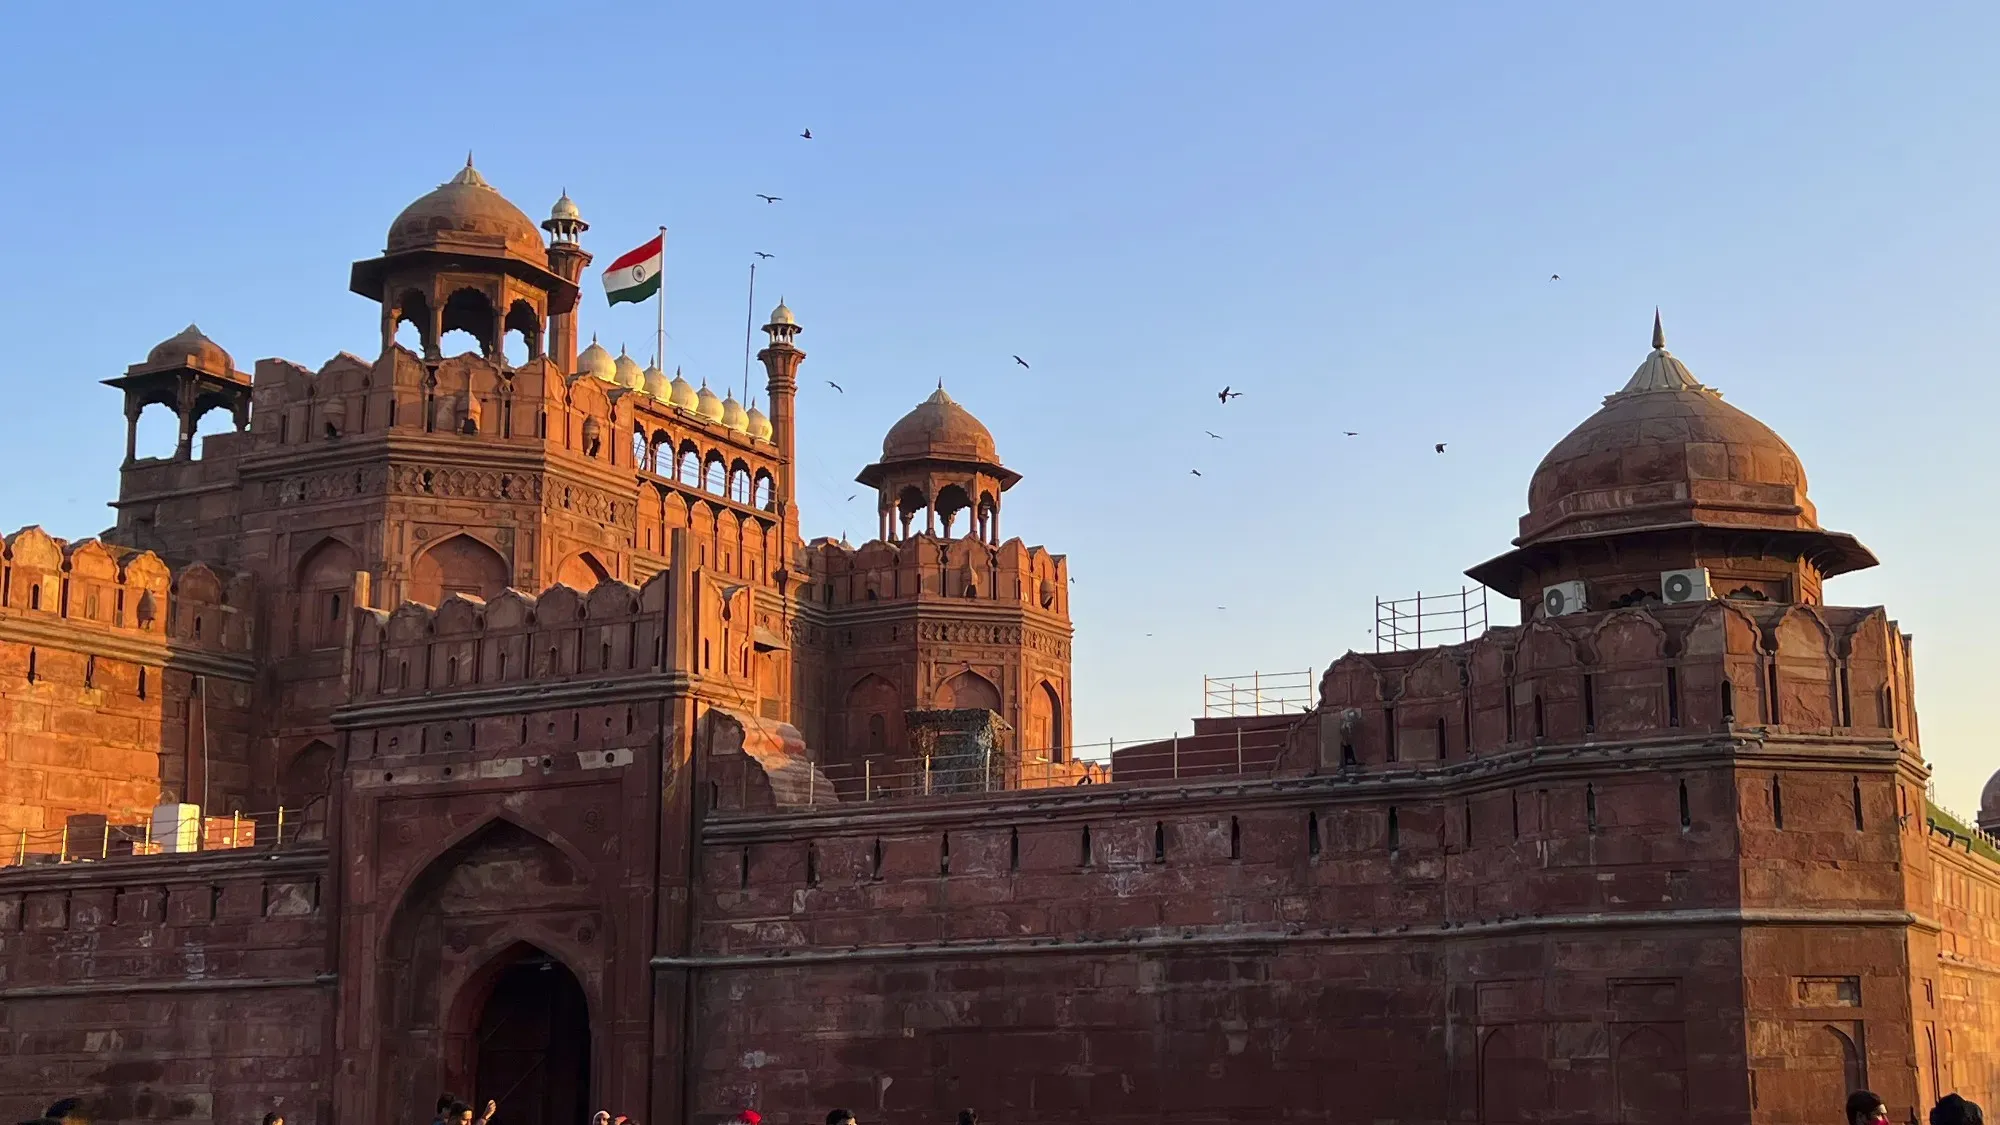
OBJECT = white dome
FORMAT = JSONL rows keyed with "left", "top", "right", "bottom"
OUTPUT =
{"left": 721, "top": 392, "right": 749, "bottom": 433}
{"left": 642, "top": 363, "right": 668, "bottom": 399}
{"left": 746, "top": 401, "right": 773, "bottom": 442}
{"left": 612, "top": 348, "right": 644, "bottom": 389}
{"left": 576, "top": 339, "right": 616, "bottom": 382}
{"left": 668, "top": 367, "right": 697, "bottom": 411}
{"left": 695, "top": 381, "right": 724, "bottom": 423}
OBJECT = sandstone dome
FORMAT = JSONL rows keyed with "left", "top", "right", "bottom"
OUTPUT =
{"left": 386, "top": 159, "right": 546, "bottom": 263}
{"left": 880, "top": 387, "right": 1000, "bottom": 465}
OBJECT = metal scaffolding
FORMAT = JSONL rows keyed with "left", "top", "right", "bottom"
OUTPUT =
{"left": 1202, "top": 669, "right": 1315, "bottom": 718}
{"left": 1375, "top": 586, "right": 1490, "bottom": 652}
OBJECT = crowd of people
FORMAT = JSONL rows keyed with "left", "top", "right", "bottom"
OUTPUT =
{"left": 1850, "top": 1090, "right": 1984, "bottom": 1125}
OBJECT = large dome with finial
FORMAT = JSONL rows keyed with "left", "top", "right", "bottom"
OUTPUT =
{"left": 141, "top": 324, "right": 234, "bottom": 377}
{"left": 1522, "top": 314, "right": 1817, "bottom": 543}
{"left": 880, "top": 387, "right": 1001, "bottom": 465}
{"left": 577, "top": 339, "right": 616, "bottom": 383}
{"left": 386, "top": 158, "right": 547, "bottom": 262}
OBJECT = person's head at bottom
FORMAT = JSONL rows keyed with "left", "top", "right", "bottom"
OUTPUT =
{"left": 1934, "top": 1095, "right": 1986, "bottom": 1125}
{"left": 957, "top": 1111, "right": 978, "bottom": 1125}
{"left": 42, "top": 1101, "right": 84, "bottom": 1125}
{"left": 446, "top": 1102, "right": 474, "bottom": 1125}
{"left": 594, "top": 1113, "right": 611, "bottom": 1125}
{"left": 1847, "top": 1092, "right": 1888, "bottom": 1125}
{"left": 827, "top": 1110, "right": 856, "bottom": 1125}
{"left": 262, "top": 1114, "right": 285, "bottom": 1125}
{"left": 435, "top": 1095, "right": 458, "bottom": 1120}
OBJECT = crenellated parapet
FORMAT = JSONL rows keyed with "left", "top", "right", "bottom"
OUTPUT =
{"left": 1291, "top": 600, "right": 1916, "bottom": 773}
{"left": 352, "top": 571, "right": 674, "bottom": 699}
{"left": 802, "top": 533, "right": 1068, "bottom": 615}
{"left": 0, "top": 526, "right": 252, "bottom": 657}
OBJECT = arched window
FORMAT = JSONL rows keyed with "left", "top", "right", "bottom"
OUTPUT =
{"left": 409, "top": 535, "right": 510, "bottom": 605}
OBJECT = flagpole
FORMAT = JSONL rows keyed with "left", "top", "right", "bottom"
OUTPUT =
{"left": 655, "top": 225, "right": 668, "bottom": 369}
{"left": 742, "top": 261, "right": 758, "bottom": 401}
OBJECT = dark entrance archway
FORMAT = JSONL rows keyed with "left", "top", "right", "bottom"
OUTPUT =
{"left": 473, "top": 948, "right": 591, "bottom": 1125}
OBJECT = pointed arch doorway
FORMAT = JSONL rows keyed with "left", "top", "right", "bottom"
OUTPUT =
{"left": 469, "top": 946, "right": 591, "bottom": 1125}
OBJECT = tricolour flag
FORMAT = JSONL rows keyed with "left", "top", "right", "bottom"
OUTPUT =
{"left": 603, "top": 234, "right": 664, "bottom": 306}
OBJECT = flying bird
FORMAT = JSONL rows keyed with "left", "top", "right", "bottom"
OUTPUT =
{"left": 1189, "top": 469, "right": 1203, "bottom": 477}
{"left": 846, "top": 494, "right": 856, "bottom": 502}
{"left": 1435, "top": 443, "right": 1447, "bottom": 453}
{"left": 1550, "top": 274, "right": 1560, "bottom": 280}
{"left": 754, "top": 251, "right": 774, "bottom": 259}
{"left": 1343, "top": 431, "right": 1359, "bottom": 437}
{"left": 756, "top": 194, "right": 782, "bottom": 204}
{"left": 801, "top": 128, "right": 813, "bottom": 140}
{"left": 1218, "top": 386, "right": 1242, "bottom": 403}
{"left": 826, "top": 380, "right": 844, "bottom": 393}
{"left": 1013, "top": 355, "right": 1030, "bottom": 369}
{"left": 1204, "top": 431, "right": 1223, "bottom": 440}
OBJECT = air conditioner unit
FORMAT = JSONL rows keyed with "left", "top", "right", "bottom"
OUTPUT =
{"left": 1542, "top": 580, "right": 1588, "bottom": 618}
{"left": 1660, "top": 567, "right": 1712, "bottom": 605}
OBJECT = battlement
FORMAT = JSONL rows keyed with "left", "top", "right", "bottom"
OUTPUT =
{"left": 803, "top": 533, "right": 1069, "bottom": 614}
{"left": 353, "top": 572, "right": 673, "bottom": 698}
{"left": 1298, "top": 600, "right": 1915, "bottom": 773}
{"left": 0, "top": 526, "right": 251, "bottom": 655}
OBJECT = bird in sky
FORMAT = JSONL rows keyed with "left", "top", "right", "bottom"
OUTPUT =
{"left": 1190, "top": 469, "right": 1203, "bottom": 477}
{"left": 1013, "top": 355, "right": 1030, "bottom": 369}
{"left": 754, "top": 251, "right": 774, "bottom": 259}
{"left": 1343, "top": 431, "right": 1359, "bottom": 437}
{"left": 1435, "top": 443, "right": 1447, "bottom": 453}
{"left": 801, "top": 128, "right": 813, "bottom": 140}
{"left": 756, "top": 194, "right": 782, "bottom": 204}
{"left": 1204, "top": 431, "right": 1223, "bottom": 440}
{"left": 1218, "top": 386, "right": 1242, "bottom": 403}
{"left": 1550, "top": 274, "right": 1560, "bottom": 280}
{"left": 826, "top": 380, "right": 843, "bottom": 393}
{"left": 846, "top": 494, "right": 856, "bottom": 502}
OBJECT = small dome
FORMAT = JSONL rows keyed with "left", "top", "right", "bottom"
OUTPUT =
{"left": 880, "top": 386, "right": 1000, "bottom": 465}
{"left": 721, "top": 392, "right": 749, "bottom": 433}
{"left": 768, "top": 301, "right": 797, "bottom": 327}
{"left": 668, "top": 367, "right": 698, "bottom": 411}
{"left": 550, "top": 193, "right": 581, "bottom": 224}
{"left": 695, "top": 381, "right": 724, "bottom": 423}
{"left": 642, "top": 363, "right": 669, "bottom": 399}
{"left": 576, "top": 339, "right": 616, "bottom": 383}
{"left": 143, "top": 324, "right": 233, "bottom": 376}
{"left": 746, "top": 401, "right": 773, "bottom": 442}
{"left": 1523, "top": 320, "right": 1814, "bottom": 543}
{"left": 612, "top": 348, "right": 644, "bottom": 389}
{"left": 386, "top": 158, "right": 546, "bottom": 263}
{"left": 1981, "top": 769, "right": 2000, "bottom": 831}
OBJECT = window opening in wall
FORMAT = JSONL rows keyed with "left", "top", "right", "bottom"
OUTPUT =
{"left": 1230, "top": 816, "right": 1241, "bottom": 860}
{"left": 1387, "top": 806, "right": 1400, "bottom": 852}
{"left": 871, "top": 839, "right": 883, "bottom": 879}
{"left": 1838, "top": 665, "right": 1853, "bottom": 726}
{"left": 708, "top": 780, "right": 720, "bottom": 814}
{"left": 1385, "top": 704, "right": 1398, "bottom": 761}
{"left": 498, "top": 651, "right": 508, "bottom": 680}
{"left": 83, "top": 655, "right": 95, "bottom": 688}
{"left": 1852, "top": 777, "right": 1865, "bottom": 831}
{"left": 1679, "top": 779, "right": 1692, "bottom": 830}
{"left": 1666, "top": 667, "right": 1681, "bottom": 727}
{"left": 398, "top": 661, "right": 409, "bottom": 688}
{"left": 600, "top": 643, "right": 611, "bottom": 670}
{"left": 1766, "top": 663, "right": 1782, "bottom": 724}
{"left": 138, "top": 668, "right": 148, "bottom": 700}
{"left": 547, "top": 646, "right": 559, "bottom": 674}
{"left": 1009, "top": 826, "right": 1019, "bottom": 872}
{"left": 1721, "top": 679, "right": 1736, "bottom": 723}
{"left": 572, "top": 713, "right": 581, "bottom": 740}
{"left": 1153, "top": 822, "right": 1166, "bottom": 864}
{"left": 1533, "top": 693, "right": 1546, "bottom": 739}
{"left": 279, "top": 414, "right": 289, "bottom": 443}
{"left": 1436, "top": 717, "right": 1448, "bottom": 757}
{"left": 1081, "top": 825, "right": 1094, "bottom": 867}
{"left": 703, "top": 640, "right": 710, "bottom": 670}
{"left": 447, "top": 656, "right": 458, "bottom": 685}
{"left": 519, "top": 715, "right": 528, "bottom": 741}
{"left": 1512, "top": 791, "right": 1520, "bottom": 839}
{"left": 1340, "top": 740, "right": 1355, "bottom": 768}
{"left": 626, "top": 707, "right": 635, "bottom": 734}
{"left": 806, "top": 844, "right": 819, "bottom": 886}
{"left": 29, "top": 584, "right": 39, "bottom": 610}
{"left": 1505, "top": 683, "right": 1517, "bottom": 742}
{"left": 1586, "top": 783, "right": 1598, "bottom": 833}
{"left": 739, "top": 847, "right": 750, "bottom": 889}
{"left": 1582, "top": 673, "right": 1596, "bottom": 732}
{"left": 1772, "top": 775, "right": 1785, "bottom": 829}
{"left": 1463, "top": 801, "right": 1473, "bottom": 848}
{"left": 1308, "top": 811, "right": 1321, "bottom": 857}
{"left": 25, "top": 648, "right": 37, "bottom": 683}
{"left": 940, "top": 834, "right": 951, "bottom": 876}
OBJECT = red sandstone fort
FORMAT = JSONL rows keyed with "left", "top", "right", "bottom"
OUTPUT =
{"left": 0, "top": 163, "right": 1995, "bottom": 1125}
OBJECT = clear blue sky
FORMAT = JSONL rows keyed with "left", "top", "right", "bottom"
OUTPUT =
{"left": 3, "top": 3, "right": 1996, "bottom": 811}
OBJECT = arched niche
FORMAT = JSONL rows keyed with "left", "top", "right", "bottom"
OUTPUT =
{"left": 410, "top": 534, "right": 510, "bottom": 606}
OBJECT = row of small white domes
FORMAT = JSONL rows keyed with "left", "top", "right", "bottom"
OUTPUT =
{"left": 575, "top": 339, "right": 772, "bottom": 441}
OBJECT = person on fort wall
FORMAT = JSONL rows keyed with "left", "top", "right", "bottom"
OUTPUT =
{"left": 1932, "top": 1094, "right": 1985, "bottom": 1125}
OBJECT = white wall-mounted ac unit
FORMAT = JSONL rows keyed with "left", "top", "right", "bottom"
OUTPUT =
{"left": 1660, "top": 567, "right": 1712, "bottom": 605}
{"left": 1542, "top": 580, "right": 1588, "bottom": 617}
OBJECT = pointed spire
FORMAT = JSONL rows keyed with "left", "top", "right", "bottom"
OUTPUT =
{"left": 1616, "top": 309, "right": 1706, "bottom": 396}
{"left": 1652, "top": 308, "right": 1666, "bottom": 352}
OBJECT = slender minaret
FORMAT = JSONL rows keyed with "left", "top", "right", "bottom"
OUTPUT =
{"left": 542, "top": 192, "right": 591, "bottom": 374}
{"left": 756, "top": 300, "right": 804, "bottom": 536}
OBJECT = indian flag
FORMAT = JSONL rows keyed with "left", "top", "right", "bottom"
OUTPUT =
{"left": 603, "top": 234, "right": 664, "bottom": 306}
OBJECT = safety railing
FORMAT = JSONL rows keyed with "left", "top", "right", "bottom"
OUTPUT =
{"left": 1202, "top": 671, "right": 1315, "bottom": 718}
{"left": 0, "top": 807, "right": 322, "bottom": 871}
